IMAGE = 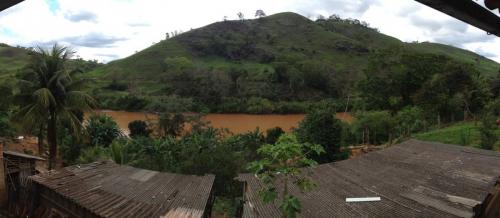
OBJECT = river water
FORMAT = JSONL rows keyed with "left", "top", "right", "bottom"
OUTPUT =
{"left": 91, "top": 110, "right": 352, "bottom": 135}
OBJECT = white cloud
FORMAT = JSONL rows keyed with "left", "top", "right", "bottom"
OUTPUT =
{"left": 0, "top": 0, "right": 498, "bottom": 63}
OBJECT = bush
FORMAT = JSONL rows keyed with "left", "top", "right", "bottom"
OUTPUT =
{"left": 246, "top": 97, "right": 275, "bottom": 114}
{"left": 106, "top": 80, "right": 128, "bottom": 91}
{"left": 157, "top": 113, "right": 186, "bottom": 137}
{"left": 0, "top": 112, "right": 15, "bottom": 138}
{"left": 86, "top": 114, "right": 122, "bottom": 147}
{"left": 128, "top": 120, "right": 151, "bottom": 138}
{"left": 265, "top": 127, "right": 284, "bottom": 144}
{"left": 395, "top": 106, "right": 426, "bottom": 137}
{"left": 353, "top": 111, "right": 396, "bottom": 145}
{"left": 77, "top": 146, "right": 110, "bottom": 164}
{"left": 115, "top": 94, "right": 149, "bottom": 111}
{"left": 226, "top": 128, "right": 265, "bottom": 162}
{"left": 479, "top": 114, "right": 498, "bottom": 150}
{"left": 295, "top": 109, "right": 344, "bottom": 163}
{"left": 146, "top": 95, "right": 195, "bottom": 112}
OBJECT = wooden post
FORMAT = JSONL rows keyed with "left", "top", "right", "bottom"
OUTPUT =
{"left": 0, "top": 140, "right": 7, "bottom": 207}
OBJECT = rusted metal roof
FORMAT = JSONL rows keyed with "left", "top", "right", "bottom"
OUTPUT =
{"left": 30, "top": 161, "right": 215, "bottom": 218}
{"left": 3, "top": 150, "right": 45, "bottom": 161}
{"left": 238, "top": 139, "right": 500, "bottom": 217}
{"left": 415, "top": 0, "right": 500, "bottom": 37}
{"left": 0, "top": 0, "right": 23, "bottom": 12}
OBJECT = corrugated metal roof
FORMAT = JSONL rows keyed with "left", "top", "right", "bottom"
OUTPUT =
{"left": 238, "top": 139, "right": 500, "bottom": 217}
{"left": 3, "top": 150, "right": 45, "bottom": 161}
{"left": 30, "top": 161, "right": 215, "bottom": 218}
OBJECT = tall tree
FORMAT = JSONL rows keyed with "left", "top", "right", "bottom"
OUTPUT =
{"left": 15, "top": 44, "right": 95, "bottom": 169}
{"left": 295, "top": 109, "right": 344, "bottom": 163}
{"left": 237, "top": 12, "right": 245, "bottom": 20}
{"left": 255, "top": 9, "right": 266, "bottom": 18}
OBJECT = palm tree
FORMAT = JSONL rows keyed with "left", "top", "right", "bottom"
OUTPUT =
{"left": 15, "top": 44, "right": 95, "bottom": 170}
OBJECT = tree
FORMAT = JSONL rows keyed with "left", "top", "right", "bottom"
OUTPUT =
{"left": 395, "top": 106, "right": 426, "bottom": 137}
{"left": 353, "top": 111, "right": 396, "bottom": 145}
{"left": 479, "top": 114, "right": 498, "bottom": 150}
{"left": 266, "top": 127, "right": 284, "bottom": 144}
{"left": 295, "top": 109, "right": 344, "bottom": 163}
{"left": 128, "top": 120, "right": 152, "bottom": 138}
{"left": 15, "top": 44, "right": 95, "bottom": 169}
{"left": 237, "top": 12, "right": 245, "bottom": 20}
{"left": 479, "top": 100, "right": 500, "bottom": 150}
{"left": 86, "top": 114, "right": 122, "bottom": 147}
{"left": 255, "top": 10, "right": 266, "bottom": 18}
{"left": 158, "top": 113, "right": 186, "bottom": 137}
{"left": 248, "top": 133, "right": 324, "bottom": 218}
{"left": 0, "top": 112, "right": 15, "bottom": 138}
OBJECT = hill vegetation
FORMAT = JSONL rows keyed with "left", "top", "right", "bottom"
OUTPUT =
{"left": 81, "top": 12, "right": 499, "bottom": 115}
{"left": 1, "top": 13, "right": 498, "bottom": 116}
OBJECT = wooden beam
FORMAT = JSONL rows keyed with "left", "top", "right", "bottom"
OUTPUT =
{"left": 415, "top": 0, "right": 500, "bottom": 37}
{"left": 0, "top": 0, "right": 23, "bottom": 12}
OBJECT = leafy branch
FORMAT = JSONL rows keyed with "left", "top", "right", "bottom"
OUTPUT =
{"left": 248, "top": 133, "right": 324, "bottom": 218}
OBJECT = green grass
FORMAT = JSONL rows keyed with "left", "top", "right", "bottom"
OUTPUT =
{"left": 414, "top": 122, "right": 500, "bottom": 151}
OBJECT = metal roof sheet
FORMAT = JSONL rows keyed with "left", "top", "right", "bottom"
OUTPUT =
{"left": 3, "top": 150, "right": 45, "bottom": 161}
{"left": 238, "top": 139, "right": 500, "bottom": 217}
{"left": 30, "top": 161, "right": 215, "bottom": 218}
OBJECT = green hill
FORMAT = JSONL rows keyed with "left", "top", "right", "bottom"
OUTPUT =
{"left": 87, "top": 12, "right": 498, "bottom": 112}
{"left": 100, "top": 12, "right": 498, "bottom": 79}
{"left": 0, "top": 43, "right": 103, "bottom": 82}
{"left": 0, "top": 43, "right": 30, "bottom": 81}
{"left": 1, "top": 12, "right": 498, "bottom": 113}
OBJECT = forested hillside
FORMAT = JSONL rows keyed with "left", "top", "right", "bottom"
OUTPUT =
{"left": 1, "top": 12, "right": 498, "bottom": 116}
{"left": 83, "top": 12, "right": 499, "bottom": 115}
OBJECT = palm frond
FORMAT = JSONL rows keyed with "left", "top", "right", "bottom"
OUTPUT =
{"left": 65, "top": 91, "right": 97, "bottom": 111}
{"left": 32, "top": 88, "right": 56, "bottom": 109}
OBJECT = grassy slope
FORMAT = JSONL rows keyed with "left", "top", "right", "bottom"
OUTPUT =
{"left": 407, "top": 42, "right": 499, "bottom": 76}
{"left": 414, "top": 122, "right": 500, "bottom": 151}
{"left": 0, "top": 44, "right": 29, "bottom": 81}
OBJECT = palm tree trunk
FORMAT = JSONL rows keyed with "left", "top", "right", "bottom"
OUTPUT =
{"left": 47, "top": 112, "right": 57, "bottom": 170}
{"left": 37, "top": 124, "right": 44, "bottom": 156}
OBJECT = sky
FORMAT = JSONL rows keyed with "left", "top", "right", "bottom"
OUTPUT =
{"left": 0, "top": 0, "right": 498, "bottom": 63}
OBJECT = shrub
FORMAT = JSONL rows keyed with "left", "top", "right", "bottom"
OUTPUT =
{"left": 106, "top": 80, "right": 128, "bottom": 91}
{"left": 265, "top": 127, "right": 284, "bottom": 144}
{"left": 86, "top": 114, "right": 122, "bottom": 147}
{"left": 353, "top": 111, "right": 396, "bottom": 145}
{"left": 295, "top": 109, "right": 344, "bottom": 163}
{"left": 246, "top": 97, "right": 275, "bottom": 114}
{"left": 77, "top": 146, "right": 109, "bottom": 164}
{"left": 128, "top": 120, "right": 151, "bottom": 138}
{"left": 479, "top": 114, "right": 498, "bottom": 150}
{"left": 0, "top": 112, "right": 15, "bottom": 138}
{"left": 115, "top": 94, "right": 149, "bottom": 111}
{"left": 395, "top": 106, "right": 426, "bottom": 136}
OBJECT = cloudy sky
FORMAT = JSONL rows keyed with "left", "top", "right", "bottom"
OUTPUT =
{"left": 0, "top": 0, "right": 498, "bottom": 63}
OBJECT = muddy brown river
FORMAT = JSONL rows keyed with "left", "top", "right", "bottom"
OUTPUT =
{"left": 90, "top": 110, "right": 352, "bottom": 135}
